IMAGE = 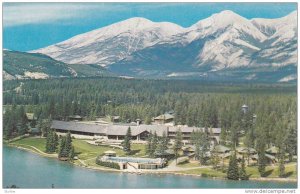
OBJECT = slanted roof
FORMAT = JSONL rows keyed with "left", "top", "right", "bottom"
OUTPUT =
{"left": 168, "top": 126, "right": 202, "bottom": 133}
{"left": 213, "top": 145, "right": 231, "bottom": 153}
{"left": 69, "top": 115, "right": 82, "bottom": 119}
{"left": 221, "top": 152, "right": 232, "bottom": 159}
{"left": 104, "top": 150, "right": 116, "bottom": 154}
{"left": 26, "top": 113, "right": 36, "bottom": 120}
{"left": 237, "top": 147, "right": 256, "bottom": 154}
{"left": 168, "top": 126, "right": 221, "bottom": 134}
{"left": 107, "top": 124, "right": 168, "bottom": 136}
{"left": 154, "top": 113, "right": 174, "bottom": 120}
{"left": 182, "top": 145, "right": 195, "bottom": 152}
{"left": 251, "top": 154, "right": 259, "bottom": 160}
{"left": 266, "top": 146, "right": 279, "bottom": 154}
{"left": 30, "top": 128, "right": 40, "bottom": 133}
{"left": 51, "top": 120, "right": 108, "bottom": 134}
{"left": 265, "top": 153, "right": 277, "bottom": 161}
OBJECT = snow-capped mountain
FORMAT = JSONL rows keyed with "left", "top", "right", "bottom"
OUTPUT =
{"left": 33, "top": 10, "right": 297, "bottom": 81}
{"left": 33, "top": 17, "right": 184, "bottom": 67}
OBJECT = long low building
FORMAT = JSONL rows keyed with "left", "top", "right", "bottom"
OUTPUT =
{"left": 51, "top": 120, "right": 221, "bottom": 142}
{"left": 99, "top": 156, "right": 166, "bottom": 170}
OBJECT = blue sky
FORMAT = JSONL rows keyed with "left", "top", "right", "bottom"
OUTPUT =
{"left": 3, "top": 2, "right": 297, "bottom": 51}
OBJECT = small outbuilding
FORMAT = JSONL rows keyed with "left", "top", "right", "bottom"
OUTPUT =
{"left": 153, "top": 113, "right": 174, "bottom": 124}
{"left": 104, "top": 150, "right": 117, "bottom": 157}
{"left": 26, "top": 113, "right": 37, "bottom": 121}
{"left": 111, "top": 116, "right": 120, "bottom": 123}
{"left": 68, "top": 115, "right": 83, "bottom": 121}
{"left": 213, "top": 145, "right": 231, "bottom": 154}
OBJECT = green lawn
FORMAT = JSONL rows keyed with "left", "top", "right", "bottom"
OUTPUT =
{"left": 72, "top": 139, "right": 125, "bottom": 160}
{"left": 175, "top": 163, "right": 297, "bottom": 179}
{"left": 10, "top": 137, "right": 147, "bottom": 161}
{"left": 131, "top": 143, "right": 147, "bottom": 157}
{"left": 176, "top": 167, "right": 227, "bottom": 178}
{"left": 246, "top": 163, "right": 297, "bottom": 179}
{"left": 177, "top": 161, "right": 201, "bottom": 168}
{"left": 72, "top": 140, "right": 147, "bottom": 160}
{"left": 11, "top": 137, "right": 47, "bottom": 152}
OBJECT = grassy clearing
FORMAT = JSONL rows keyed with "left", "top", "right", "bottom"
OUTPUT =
{"left": 72, "top": 139, "right": 125, "bottom": 160}
{"left": 176, "top": 167, "right": 227, "bottom": 178}
{"left": 130, "top": 143, "right": 147, "bottom": 157}
{"left": 177, "top": 161, "right": 201, "bottom": 168}
{"left": 11, "top": 137, "right": 46, "bottom": 152}
{"left": 10, "top": 137, "right": 147, "bottom": 161}
{"left": 72, "top": 140, "right": 147, "bottom": 160}
{"left": 175, "top": 163, "right": 297, "bottom": 179}
{"left": 246, "top": 163, "right": 297, "bottom": 179}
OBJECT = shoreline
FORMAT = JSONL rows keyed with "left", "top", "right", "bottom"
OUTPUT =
{"left": 5, "top": 144, "right": 297, "bottom": 183}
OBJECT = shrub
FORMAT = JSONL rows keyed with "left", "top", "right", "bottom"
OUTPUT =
{"left": 96, "top": 157, "right": 120, "bottom": 170}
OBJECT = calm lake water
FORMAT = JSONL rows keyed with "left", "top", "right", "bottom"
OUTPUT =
{"left": 3, "top": 146, "right": 297, "bottom": 189}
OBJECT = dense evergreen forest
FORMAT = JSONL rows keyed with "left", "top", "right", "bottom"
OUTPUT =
{"left": 3, "top": 77, "right": 297, "bottom": 159}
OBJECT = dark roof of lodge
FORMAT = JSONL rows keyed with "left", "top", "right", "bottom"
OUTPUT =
{"left": 51, "top": 120, "right": 221, "bottom": 136}
{"left": 107, "top": 125, "right": 168, "bottom": 136}
{"left": 51, "top": 120, "right": 108, "bottom": 134}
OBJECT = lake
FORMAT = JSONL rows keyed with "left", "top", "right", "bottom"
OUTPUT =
{"left": 2, "top": 146, "right": 297, "bottom": 189}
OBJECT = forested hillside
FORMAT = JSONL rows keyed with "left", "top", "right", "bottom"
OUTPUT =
{"left": 3, "top": 78, "right": 295, "bottom": 130}
{"left": 3, "top": 50, "right": 112, "bottom": 80}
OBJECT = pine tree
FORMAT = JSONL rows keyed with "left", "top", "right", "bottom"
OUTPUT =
{"left": 278, "top": 152, "right": 285, "bottom": 178}
{"left": 155, "top": 131, "right": 169, "bottom": 157}
{"left": 285, "top": 128, "right": 297, "bottom": 162}
{"left": 227, "top": 152, "right": 239, "bottom": 180}
{"left": 256, "top": 125, "right": 267, "bottom": 177}
{"left": 220, "top": 128, "right": 227, "bottom": 145}
{"left": 230, "top": 121, "right": 239, "bottom": 149}
{"left": 122, "top": 127, "right": 132, "bottom": 154}
{"left": 69, "top": 146, "right": 75, "bottom": 161}
{"left": 151, "top": 132, "right": 158, "bottom": 157}
{"left": 46, "top": 130, "right": 59, "bottom": 153}
{"left": 65, "top": 131, "right": 73, "bottom": 154}
{"left": 239, "top": 156, "right": 248, "bottom": 180}
{"left": 210, "top": 150, "right": 221, "bottom": 169}
{"left": 258, "top": 152, "right": 267, "bottom": 177}
{"left": 191, "top": 130, "right": 210, "bottom": 165}
{"left": 18, "top": 106, "right": 28, "bottom": 135}
{"left": 173, "top": 129, "right": 183, "bottom": 165}
{"left": 145, "top": 132, "right": 153, "bottom": 156}
{"left": 58, "top": 137, "right": 67, "bottom": 158}
{"left": 45, "top": 131, "right": 52, "bottom": 153}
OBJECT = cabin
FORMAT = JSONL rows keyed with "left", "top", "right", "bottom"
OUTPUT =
{"left": 26, "top": 113, "right": 37, "bottom": 121}
{"left": 29, "top": 127, "right": 41, "bottom": 135}
{"left": 104, "top": 150, "right": 117, "bottom": 157}
{"left": 111, "top": 116, "right": 120, "bottom": 123}
{"left": 68, "top": 115, "right": 83, "bottom": 121}
{"left": 182, "top": 145, "right": 195, "bottom": 157}
{"left": 153, "top": 113, "right": 174, "bottom": 124}
{"left": 154, "top": 149, "right": 175, "bottom": 159}
{"left": 242, "top": 104, "right": 249, "bottom": 114}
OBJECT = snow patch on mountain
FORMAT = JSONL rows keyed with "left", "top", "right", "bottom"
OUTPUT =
{"left": 278, "top": 74, "right": 297, "bottom": 82}
{"left": 33, "top": 10, "right": 297, "bottom": 75}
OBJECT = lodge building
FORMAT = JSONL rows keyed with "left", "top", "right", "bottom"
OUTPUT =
{"left": 51, "top": 120, "right": 221, "bottom": 143}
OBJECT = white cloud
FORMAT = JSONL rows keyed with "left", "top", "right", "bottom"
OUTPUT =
{"left": 3, "top": 3, "right": 126, "bottom": 27}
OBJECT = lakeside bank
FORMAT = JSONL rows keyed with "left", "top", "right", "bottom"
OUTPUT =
{"left": 5, "top": 143, "right": 297, "bottom": 183}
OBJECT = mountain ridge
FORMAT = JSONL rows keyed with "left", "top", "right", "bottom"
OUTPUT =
{"left": 20, "top": 10, "right": 298, "bottom": 82}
